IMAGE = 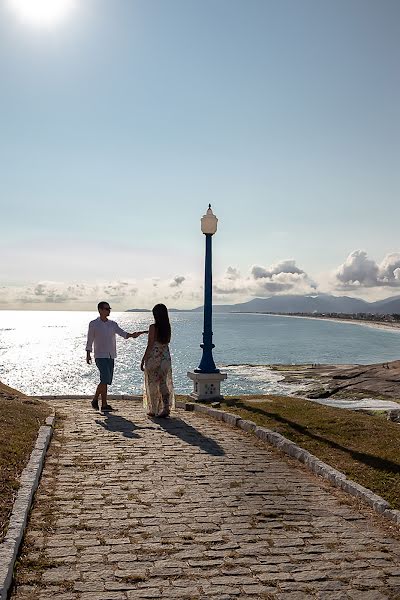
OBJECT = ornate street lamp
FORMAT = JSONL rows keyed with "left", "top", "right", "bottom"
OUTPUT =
{"left": 187, "top": 205, "right": 227, "bottom": 401}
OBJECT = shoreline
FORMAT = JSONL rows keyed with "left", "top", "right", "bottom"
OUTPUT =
{"left": 256, "top": 312, "right": 400, "bottom": 333}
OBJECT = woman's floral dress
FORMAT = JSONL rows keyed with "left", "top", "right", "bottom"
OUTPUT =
{"left": 143, "top": 341, "right": 175, "bottom": 415}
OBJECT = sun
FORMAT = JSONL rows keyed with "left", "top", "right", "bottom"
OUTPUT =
{"left": 7, "top": 0, "right": 76, "bottom": 28}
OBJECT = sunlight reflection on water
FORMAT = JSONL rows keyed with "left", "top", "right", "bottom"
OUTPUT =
{"left": 1, "top": 310, "right": 400, "bottom": 396}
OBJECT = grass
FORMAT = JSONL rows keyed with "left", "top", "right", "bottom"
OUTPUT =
{"left": 214, "top": 395, "right": 400, "bottom": 510}
{"left": 0, "top": 382, "right": 51, "bottom": 542}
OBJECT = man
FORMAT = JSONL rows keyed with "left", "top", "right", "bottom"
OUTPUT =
{"left": 86, "top": 301, "right": 147, "bottom": 411}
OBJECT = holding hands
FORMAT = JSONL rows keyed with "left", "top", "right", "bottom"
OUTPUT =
{"left": 129, "top": 330, "right": 148, "bottom": 339}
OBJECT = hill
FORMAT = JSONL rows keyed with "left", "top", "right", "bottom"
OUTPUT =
{"left": 192, "top": 293, "right": 400, "bottom": 315}
{"left": 126, "top": 293, "right": 400, "bottom": 315}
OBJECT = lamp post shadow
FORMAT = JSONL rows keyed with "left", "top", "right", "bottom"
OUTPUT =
{"left": 154, "top": 416, "right": 225, "bottom": 456}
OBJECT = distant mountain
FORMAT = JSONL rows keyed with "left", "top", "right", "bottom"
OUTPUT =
{"left": 192, "top": 293, "right": 400, "bottom": 315}
{"left": 370, "top": 295, "right": 400, "bottom": 314}
{"left": 126, "top": 308, "right": 191, "bottom": 313}
{"left": 126, "top": 294, "right": 400, "bottom": 315}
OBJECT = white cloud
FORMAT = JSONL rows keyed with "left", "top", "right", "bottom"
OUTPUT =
{"left": 225, "top": 267, "right": 240, "bottom": 280}
{"left": 378, "top": 253, "right": 400, "bottom": 284}
{"left": 213, "top": 267, "right": 247, "bottom": 296}
{"left": 0, "top": 276, "right": 202, "bottom": 310}
{"left": 170, "top": 276, "right": 186, "bottom": 287}
{"left": 335, "top": 251, "right": 400, "bottom": 288}
{"left": 250, "top": 259, "right": 316, "bottom": 294}
{"left": 213, "top": 260, "right": 316, "bottom": 299}
{"left": 2, "top": 280, "right": 140, "bottom": 310}
{"left": 251, "top": 259, "right": 305, "bottom": 279}
{"left": 4, "top": 251, "right": 400, "bottom": 311}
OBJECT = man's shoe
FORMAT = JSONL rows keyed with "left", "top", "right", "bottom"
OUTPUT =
{"left": 91, "top": 399, "right": 99, "bottom": 410}
{"left": 102, "top": 404, "right": 114, "bottom": 412}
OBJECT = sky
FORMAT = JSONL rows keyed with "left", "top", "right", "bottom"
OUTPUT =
{"left": 0, "top": 0, "right": 399, "bottom": 310}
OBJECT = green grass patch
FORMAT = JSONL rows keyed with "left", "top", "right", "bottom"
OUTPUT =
{"left": 0, "top": 382, "right": 51, "bottom": 542}
{"left": 216, "top": 395, "right": 400, "bottom": 509}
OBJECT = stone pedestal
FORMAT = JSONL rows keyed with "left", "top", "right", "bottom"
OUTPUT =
{"left": 187, "top": 371, "right": 227, "bottom": 401}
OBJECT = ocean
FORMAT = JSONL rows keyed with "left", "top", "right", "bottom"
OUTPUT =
{"left": 1, "top": 310, "right": 400, "bottom": 397}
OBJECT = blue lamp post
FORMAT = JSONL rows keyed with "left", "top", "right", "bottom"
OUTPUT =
{"left": 196, "top": 204, "right": 219, "bottom": 374}
{"left": 187, "top": 205, "right": 227, "bottom": 401}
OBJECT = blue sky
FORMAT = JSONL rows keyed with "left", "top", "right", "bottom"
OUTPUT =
{"left": 0, "top": 0, "right": 399, "bottom": 309}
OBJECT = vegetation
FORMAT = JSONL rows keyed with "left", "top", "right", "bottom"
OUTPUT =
{"left": 0, "top": 383, "right": 50, "bottom": 542}
{"left": 216, "top": 395, "right": 400, "bottom": 509}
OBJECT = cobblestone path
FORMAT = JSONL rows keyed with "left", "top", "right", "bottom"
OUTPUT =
{"left": 11, "top": 399, "right": 400, "bottom": 600}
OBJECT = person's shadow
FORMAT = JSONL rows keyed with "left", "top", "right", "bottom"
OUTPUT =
{"left": 154, "top": 416, "right": 225, "bottom": 456}
{"left": 95, "top": 413, "right": 156, "bottom": 439}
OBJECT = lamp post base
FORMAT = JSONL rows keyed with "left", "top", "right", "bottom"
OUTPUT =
{"left": 187, "top": 371, "right": 227, "bottom": 401}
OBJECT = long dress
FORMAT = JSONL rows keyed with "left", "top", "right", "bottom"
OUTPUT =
{"left": 143, "top": 341, "right": 175, "bottom": 415}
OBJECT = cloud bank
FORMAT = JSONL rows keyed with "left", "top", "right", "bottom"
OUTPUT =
{"left": 2, "top": 250, "right": 400, "bottom": 310}
{"left": 213, "top": 259, "right": 316, "bottom": 300}
{"left": 0, "top": 277, "right": 200, "bottom": 311}
{"left": 335, "top": 251, "right": 400, "bottom": 289}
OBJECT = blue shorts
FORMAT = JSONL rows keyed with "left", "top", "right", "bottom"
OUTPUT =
{"left": 95, "top": 358, "right": 114, "bottom": 385}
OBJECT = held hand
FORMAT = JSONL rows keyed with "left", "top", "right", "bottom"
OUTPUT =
{"left": 86, "top": 353, "right": 92, "bottom": 365}
{"left": 140, "top": 359, "right": 145, "bottom": 372}
{"left": 130, "top": 331, "right": 148, "bottom": 338}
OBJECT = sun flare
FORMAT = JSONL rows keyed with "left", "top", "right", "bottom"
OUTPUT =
{"left": 7, "top": 0, "right": 76, "bottom": 28}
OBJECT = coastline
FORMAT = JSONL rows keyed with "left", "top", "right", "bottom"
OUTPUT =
{"left": 260, "top": 312, "right": 400, "bottom": 333}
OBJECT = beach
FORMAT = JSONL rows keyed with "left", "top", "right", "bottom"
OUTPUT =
{"left": 264, "top": 312, "right": 400, "bottom": 333}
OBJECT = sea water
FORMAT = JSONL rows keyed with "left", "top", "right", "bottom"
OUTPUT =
{"left": 0, "top": 311, "right": 399, "bottom": 396}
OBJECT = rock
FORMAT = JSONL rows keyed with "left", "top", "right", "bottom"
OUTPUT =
{"left": 307, "top": 387, "right": 341, "bottom": 399}
{"left": 387, "top": 409, "right": 400, "bottom": 422}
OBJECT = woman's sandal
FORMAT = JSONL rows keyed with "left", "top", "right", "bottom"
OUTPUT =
{"left": 147, "top": 412, "right": 155, "bottom": 417}
{"left": 157, "top": 394, "right": 170, "bottom": 418}
{"left": 157, "top": 409, "right": 170, "bottom": 418}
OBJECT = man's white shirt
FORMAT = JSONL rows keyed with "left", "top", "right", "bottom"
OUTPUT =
{"left": 85, "top": 317, "right": 128, "bottom": 359}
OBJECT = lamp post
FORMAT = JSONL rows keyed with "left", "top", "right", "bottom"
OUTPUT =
{"left": 187, "top": 205, "right": 227, "bottom": 401}
{"left": 196, "top": 204, "right": 218, "bottom": 374}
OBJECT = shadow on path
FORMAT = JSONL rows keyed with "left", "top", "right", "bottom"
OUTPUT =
{"left": 226, "top": 399, "right": 400, "bottom": 475}
{"left": 95, "top": 414, "right": 156, "bottom": 439}
{"left": 155, "top": 417, "right": 225, "bottom": 456}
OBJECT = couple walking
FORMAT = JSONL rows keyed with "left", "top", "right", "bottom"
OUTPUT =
{"left": 86, "top": 301, "right": 174, "bottom": 418}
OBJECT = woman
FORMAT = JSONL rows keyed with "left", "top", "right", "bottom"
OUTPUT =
{"left": 141, "top": 303, "right": 175, "bottom": 418}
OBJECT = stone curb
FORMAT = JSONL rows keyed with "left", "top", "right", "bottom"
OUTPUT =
{"left": 0, "top": 412, "right": 55, "bottom": 600}
{"left": 176, "top": 400, "right": 400, "bottom": 527}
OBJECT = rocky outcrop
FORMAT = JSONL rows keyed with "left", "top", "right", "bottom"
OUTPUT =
{"left": 276, "top": 361, "right": 400, "bottom": 402}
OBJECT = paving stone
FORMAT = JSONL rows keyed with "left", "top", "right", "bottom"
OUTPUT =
{"left": 74, "top": 581, "right": 106, "bottom": 592}
{"left": 314, "top": 594, "right": 349, "bottom": 600}
{"left": 347, "top": 592, "right": 389, "bottom": 600}
{"left": 293, "top": 571, "right": 328, "bottom": 582}
{"left": 126, "top": 590, "right": 161, "bottom": 599}
{"left": 275, "top": 593, "right": 311, "bottom": 600}
{"left": 41, "top": 566, "right": 80, "bottom": 583}
{"left": 9, "top": 399, "right": 400, "bottom": 600}
{"left": 80, "top": 594, "right": 127, "bottom": 600}
{"left": 242, "top": 583, "right": 276, "bottom": 595}
{"left": 46, "top": 546, "right": 78, "bottom": 558}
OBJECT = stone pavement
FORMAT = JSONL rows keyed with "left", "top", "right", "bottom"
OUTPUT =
{"left": 11, "top": 399, "right": 400, "bottom": 600}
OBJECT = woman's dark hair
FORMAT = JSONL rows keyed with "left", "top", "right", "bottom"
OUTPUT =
{"left": 152, "top": 303, "right": 171, "bottom": 344}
